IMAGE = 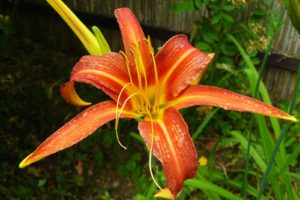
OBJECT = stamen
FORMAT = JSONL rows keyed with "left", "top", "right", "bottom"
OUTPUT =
{"left": 136, "top": 41, "right": 150, "bottom": 111}
{"left": 115, "top": 82, "right": 134, "bottom": 150}
{"left": 115, "top": 91, "right": 139, "bottom": 149}
{"left": 131, "top": 48, "right": 144, "bottom": 112}
{"left": 147, "top": 111, "right": 162, "bottom": 190}
{"left": 146, "top": 36, "right": 160, "bottom": 113}
{"left": 120, "top": 51, "right": 142, "bottom": 112}
{"left": 115, "top": 82, "right": 132, "bottom": 130}
{"left": 117, "top": 92, "right": 139, "bottom": 120}
{"left": 120, "top": 51, "right": 134, "bottom": 85}
{"left": 115, "top": 127, "right": 127, "bottom": 150}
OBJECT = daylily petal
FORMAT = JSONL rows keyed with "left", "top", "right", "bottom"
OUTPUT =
{"left": 154, "top": 35, "right": 214, "bottom": 102}
{"left": 60, "top": 81, "right": 91, "bottom": 107}
{"left": 69, "top": 53, "right": 133, "bottom": 106}
{"left": 115, "top": 8, "right": 151, "bottom": 76}
{"left": 138, "top": 108, "right": 198, "bottom": 198}
{"left": 19, "top": 101, "right": 139, "bottom": 168}
{"left": 171, "top": 85, "right": 297, "bottom": 122}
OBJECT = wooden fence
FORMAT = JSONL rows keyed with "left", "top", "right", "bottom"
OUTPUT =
{"left": 12, "top": 0, "right": 300, "bottom": 103}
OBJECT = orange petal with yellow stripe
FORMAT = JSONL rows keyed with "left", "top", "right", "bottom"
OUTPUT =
{"left": 69, "top": 53, "right": 132, "bottom": 105}
{"left": 173, "top": 85, "right": 297, "bottom": 122}
{"left": 138, "top": 108, "right": 198, "bottom": 198}
{"left": 155, "top": 35, "right": 214, "bottom": 102}
{"left": 19, "top": 101, "right": 138, "bottom": 168}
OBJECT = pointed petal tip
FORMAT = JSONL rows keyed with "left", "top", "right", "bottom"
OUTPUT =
{"left": 114, "top": 7, "right": 130, "bottom": 12}
{"left": 284, "top": 115, "right": 298, "bottom": 122}
{"left": 154, "top": 188, "right": 175, "bottom": 200}
{"left": 208, "top": 53, "right": 215, "bottom": 59}
{"left": 114, "top": 7, "right": 132, "bottom": 17}
{"left": 19, "top": 153, "right": 34, "bottom": 168}
{"left": 19, "top": 160, "right": 28, "bottom": 169}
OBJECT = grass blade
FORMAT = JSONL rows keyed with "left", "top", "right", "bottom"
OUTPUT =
{"left": 185, "top": 179, "right": 242, "bottom": 200}
{"left": 192, "top": 108, "right": 219, "bottom": 140}
{"left": 257, "top": 64, "right": 300, "bottom": 200}
{"left": 230, "top": 131, "right": 267, "bottom": 171}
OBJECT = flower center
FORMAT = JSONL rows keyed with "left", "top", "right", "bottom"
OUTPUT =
{"left": 119, "top": 36, "right": 160, "bottom": 118}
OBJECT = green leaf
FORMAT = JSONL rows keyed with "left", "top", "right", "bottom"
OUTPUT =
{"left": 251, "top": 57, "right": 261, "bottom": 65}
{"left": 223, "top": 5, "right": 236, "bottom": 11}
{"left": 279, "top": 144, "right": 300, "bottom": 172}
{"left": 37, "top": 179, "right": 47, "bottom": 187}
{"left": 196, "top": 41, "right": 211, "bottom": 51}
{"left": 253, "top": 9, "right": 265, "bottom": 17}
{"left": 203, "top": 32, "right": 219, "bottom": 44}
{"left": 185, "top": 179, "right": 242, "bottom": 200}
{"left": 210, "top": 14, "right": 222, "bottom": 24}
{"left": 230, "top": 130, "right": 267, "bottom": 171}
{"left": 192, "top": 108, "right": 219, "bottom": 140}
{"left": 220, "top": 43, "right": 235, "bottom": 56}
{"left": 194, "top": 0, "right": 203, "bottom": 9}
{"left": 171, "top": 0, "right": 194, "bottom": 12}
{"left": 222, "top": 13, "right": 234, "bottom": 23}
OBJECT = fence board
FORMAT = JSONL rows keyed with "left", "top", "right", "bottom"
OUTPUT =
{"left": 263, "top": 65, "right": 296, "bottom": 103}
{"left": 272, "top": 1, "right": 300, "bottom": 57}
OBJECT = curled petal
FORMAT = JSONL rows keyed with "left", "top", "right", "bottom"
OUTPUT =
{"left": 171, "top": 85, "right": 297, "bottom": 122}
{"left": 138, "top": 108, "right": 198, "bottom": 197}
{"left": 70, "top": 53, "right": 133, "bottom": 106}
{"left": 60, "top": 81, "right": 91, "bottom": 107}
{"left": 154, "top": 35, "right": 214, "bottom": 102}
{"left": 19, "top": 101, "right": 139, "bottom": 168}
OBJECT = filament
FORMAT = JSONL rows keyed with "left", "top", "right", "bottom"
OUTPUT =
{"left": 130, "top": 48, "right": 144, "bottom": 112}
{"left": 120, "top": 51, "right": 134, "bottom": 85}
{"left": 115, "top": 82, "right": 132, "bottom": 130}
{"left": 146, "top": 36, "right": 160, "bottom": 112}
{"left": 136, "top": 41, "right": 150, "bottom": 111}
{"left": 117, "top": 92, "right": 139, "bottom": 121}
{"left": 114, "top": 91, "right": 138, "bottom": 149}
{"left": 115, "top": 83, "right": 134, "bottom": 149}
{"left": 147, "top": 111, "right": 162, "bottom": 190}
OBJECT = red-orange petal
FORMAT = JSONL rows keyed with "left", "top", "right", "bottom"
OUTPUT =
{"left": 115, "top": 8, "right": 151, "bottom": 75}
{"left": 138, "top": 108, "right": 198, "bottom": 197}
{"left": 172, "top": 85, "right": 297, "bottom": 122}
{"left": 69, "top": 53, "right": 132, "bottom": 105}
{"left": 19, "top": 101, "right": 138, "bottom": 168}
{"left": 155, "top": 35, "right": 214, "bottom": 102}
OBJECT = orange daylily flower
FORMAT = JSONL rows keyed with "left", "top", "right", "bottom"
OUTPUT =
{"left": 19, "top": 8, "right": 296, "bottom": 199}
